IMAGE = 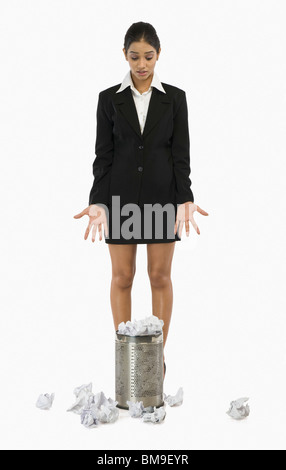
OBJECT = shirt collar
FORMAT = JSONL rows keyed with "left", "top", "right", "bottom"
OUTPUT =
{"left": 116, "top": 70, "right": 166, "bottom": 94}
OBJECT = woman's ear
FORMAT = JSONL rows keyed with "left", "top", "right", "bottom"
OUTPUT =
{"left": 123, "top": 48, "right": 128, "bottom": 60}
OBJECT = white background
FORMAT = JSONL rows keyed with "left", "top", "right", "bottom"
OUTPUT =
{"left": 0, "top": 0, "right": 285, "bottom": 451}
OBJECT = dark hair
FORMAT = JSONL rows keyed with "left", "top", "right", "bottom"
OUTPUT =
{"left": 124, "top": 22, "right": 160, "bottom": 54}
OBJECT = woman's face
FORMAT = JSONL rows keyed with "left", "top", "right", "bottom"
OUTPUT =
{"left": 123, "top": 41, "right": 161, "bottom": 81}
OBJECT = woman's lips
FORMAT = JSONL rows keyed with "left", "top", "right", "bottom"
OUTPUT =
{"left": 137, "top": 71, "right": 147, "bottom": 75}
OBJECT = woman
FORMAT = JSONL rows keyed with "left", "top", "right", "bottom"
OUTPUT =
{"left": 74, "top": 22, "right": 208, "bottom": 380}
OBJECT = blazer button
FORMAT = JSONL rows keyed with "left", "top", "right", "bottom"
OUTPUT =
{"left": 139, "top": 145, "right": 144, "bottom": 149}
{"left": 138, "top": 166, "right": 143, "bottom": 172}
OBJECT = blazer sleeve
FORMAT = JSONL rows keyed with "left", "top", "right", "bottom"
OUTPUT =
{"left": 171, "top": 91, "right": 194, "bottom": 205}
{"left": 88, "top": 91, "right": 114, "bottom": 207}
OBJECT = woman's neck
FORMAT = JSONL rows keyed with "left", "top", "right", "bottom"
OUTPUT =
{"left": 131, "top": 72, "right": 153, "bottom": 94}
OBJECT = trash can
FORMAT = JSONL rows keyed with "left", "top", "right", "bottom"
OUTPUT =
{"left": 115, "top": 332, "right": 164, "bottom": 410}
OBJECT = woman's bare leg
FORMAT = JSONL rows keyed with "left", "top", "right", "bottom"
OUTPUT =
{"left": 108, "top": 244, "right": 137, "bottom": 331}
{"left": 147, "top": 242, "right": 176, "bottom": 371}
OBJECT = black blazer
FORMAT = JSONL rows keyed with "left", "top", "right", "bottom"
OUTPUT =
{"left": 89, "top": 82, "right": 194, "bottom": 209}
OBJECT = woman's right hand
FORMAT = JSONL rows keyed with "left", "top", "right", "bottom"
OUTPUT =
{"left": 73, "top": 205, "right": 108, "bottom": 242}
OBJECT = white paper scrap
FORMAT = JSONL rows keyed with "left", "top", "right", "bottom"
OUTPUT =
{"left": 164, "top": 387, "right": 184, "bottom": 406}
{"left": 127, "top": 401, "right": 145, "bottom": 418}
{"left": 36, "top": 393, "right": 55, "bottom": 411}
{"left": 142, "top": 406, "right": 166, "bottom": 423}
{"left": 117, "top": 315, "right": 164, "bottom": 336}
{"left": 81, "top": 408, "right": 98, "bottom": 428}
{"left": 67, "top": 383, "right": 95, "bottom": 414}
{"left": 67, "top": 384, "right": 119, "bottom": 427}
{"left": 227, "top": 397, "right": 250, "bottom": 420}
{"left": 93, "top": 404, "right": 119, "bottom": 424}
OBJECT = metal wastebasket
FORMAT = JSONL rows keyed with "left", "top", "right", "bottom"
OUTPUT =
{"left": 115, "top": 332, "right": 164, "bottom": 410}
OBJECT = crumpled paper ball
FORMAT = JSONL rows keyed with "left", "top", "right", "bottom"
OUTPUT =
{"left": 164, "top": 387, "right": 184, "bottom": 406}
{"left": 127, "top": 401, "right": 166, "bottom": 423}
{"left": 227, "top": 397, "right": 250, "bottom": 420}
{"left": 127, "top": 400, "right": 145, "bottom": 418}
{"left": 142, "top": 406, "right": 166, "bottom": 423}
{"left": 91, "top": 391, "right": 117, "bottom": 410}
{"left": 81, "top": 408, "right": 99, "bottom": 428}
{"left": 92, "top": 404, "right": 119, "bottom": 424}
{"left": 67, "top": 383, "right": 94, "bottom": 414}
{"left": 36, "top": 393, "right": 55, "bottom": 411}
{"left": 67, "top": 384, "right": 119, "bottom": 428}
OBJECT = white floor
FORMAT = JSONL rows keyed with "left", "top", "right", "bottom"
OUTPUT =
{"left": 1, "top": 233, "right": 285, "bottom": 450}
{"left": 1, "top": 0, "right": 285, "bottom": 451}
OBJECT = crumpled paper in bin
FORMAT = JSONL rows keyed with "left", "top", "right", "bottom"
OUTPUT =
{"left": 227, "top": 397, "right": 250, "bottom": 420}
{"left": 118, "top": 315, "right": 164, "bottom": 336}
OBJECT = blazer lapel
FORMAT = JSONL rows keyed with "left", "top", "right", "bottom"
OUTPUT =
{"left": 114, "top": 86, "right": 171, "bottom": 139}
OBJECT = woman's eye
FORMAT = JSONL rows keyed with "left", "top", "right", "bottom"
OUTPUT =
{"left": 131, "top": 57, "right": 153, "bottom": 61}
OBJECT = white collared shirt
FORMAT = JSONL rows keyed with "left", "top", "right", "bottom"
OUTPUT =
{"left": 116, "top": 70, "right": 166, "bottom": 134}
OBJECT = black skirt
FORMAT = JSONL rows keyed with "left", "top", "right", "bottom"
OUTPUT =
{"left": 104, "top": 203, "right": 181, "bottom": 244}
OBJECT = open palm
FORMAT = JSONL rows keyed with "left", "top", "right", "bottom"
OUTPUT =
{"left": 174, "top": 202, "right": 209, "bottom": 238}
{"left": 73, "top": 205, "right": 108, "bottom": 242}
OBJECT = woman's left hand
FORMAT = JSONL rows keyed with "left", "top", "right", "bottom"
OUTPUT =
{"left": 174, "top": 202, "right": 209, "bottom": 238}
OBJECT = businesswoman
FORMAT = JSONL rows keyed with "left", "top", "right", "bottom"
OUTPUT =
{"left": 74, "top": 22, "right": 208, "bottom": 379}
